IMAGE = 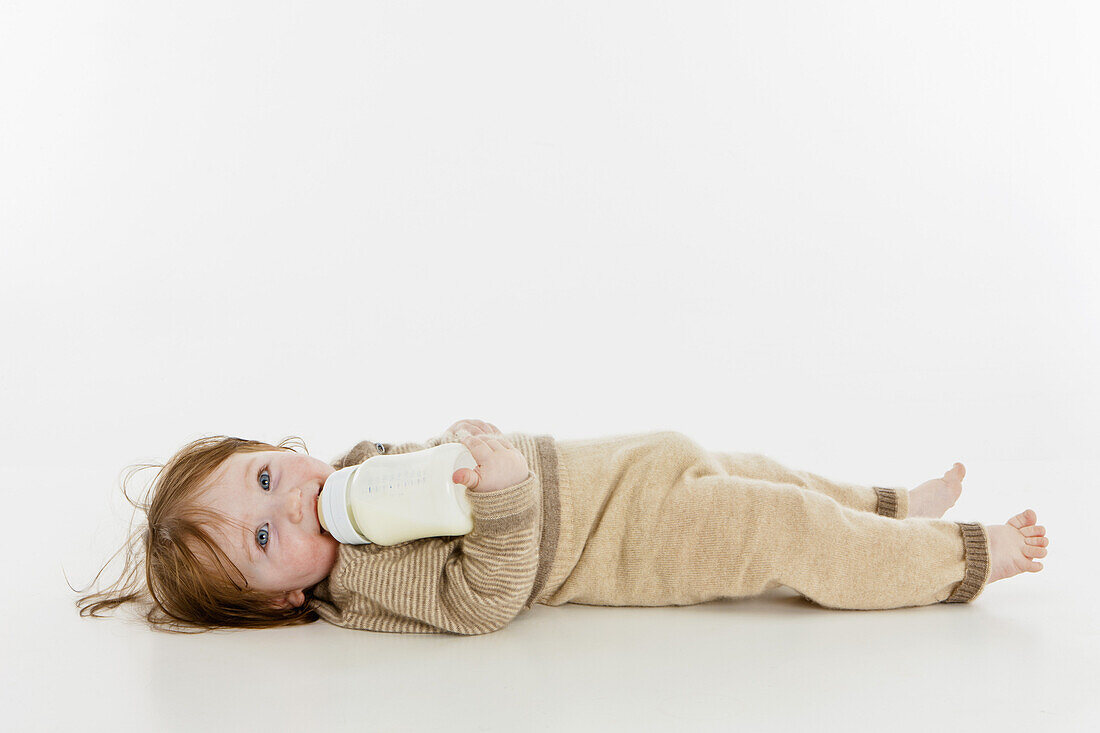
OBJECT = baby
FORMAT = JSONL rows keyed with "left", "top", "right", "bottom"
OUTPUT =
{"left": 75, "top": 419, "right": 1049, "bottom": 634}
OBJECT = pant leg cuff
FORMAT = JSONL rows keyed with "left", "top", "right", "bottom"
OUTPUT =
{"left": 872, "top": 486, "right": 907, "bottom": 518}
{"left": 943, "top": 522, "right": 992, "bottom": 603}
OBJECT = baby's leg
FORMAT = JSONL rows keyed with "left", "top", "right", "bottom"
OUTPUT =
{"left": 710, "top": 451, "right": 909, "bottom": 519}
{"left": 666, "top": 475, "right": 989, "bottom": 608}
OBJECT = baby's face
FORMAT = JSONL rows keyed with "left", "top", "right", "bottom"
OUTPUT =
{"left": 200, "top": 449, "right": 340, "bottom": 609}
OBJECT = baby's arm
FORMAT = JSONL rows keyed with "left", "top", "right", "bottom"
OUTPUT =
{"left": 322, "top": 426, "right": 540, "bottom": 635}
{"left": 322, "top": 471, "right": 540, "bottom": 635}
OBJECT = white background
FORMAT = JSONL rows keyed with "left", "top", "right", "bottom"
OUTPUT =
{"left": 1, "top": 1, "right": 1096, "bottom": 730}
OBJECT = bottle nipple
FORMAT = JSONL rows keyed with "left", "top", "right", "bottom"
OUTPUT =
{"left": 317, "top": 495, "right": 330, "bottom": 534}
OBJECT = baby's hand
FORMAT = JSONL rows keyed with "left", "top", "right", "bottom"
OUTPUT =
{"left": 444, "top": 418, "right": 502, "bottom": 439}
{"left": 452, "top": 433, "right": 530, "bottom": 493}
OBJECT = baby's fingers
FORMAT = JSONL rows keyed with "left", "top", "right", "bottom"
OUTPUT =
{"left": 460, "top": 433, "right": 496, "bottom": 459}
{"left": 478, "top": 434, "right": 508, "bottom": 451}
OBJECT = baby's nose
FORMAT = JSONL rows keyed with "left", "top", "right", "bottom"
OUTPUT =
{"left": 286, "top": 487, "right": 303, "bottom": 524}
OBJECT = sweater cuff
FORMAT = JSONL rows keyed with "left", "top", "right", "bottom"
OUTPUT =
{"left": 464, "top": 471, "right": 538, "bottom": 532}
{"left": 943, "top": 522, "right": 992, "bottom": 603}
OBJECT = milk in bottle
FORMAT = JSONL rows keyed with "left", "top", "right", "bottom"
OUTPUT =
{"left": 317, "top": 442, "right": 478, "bottom": 545}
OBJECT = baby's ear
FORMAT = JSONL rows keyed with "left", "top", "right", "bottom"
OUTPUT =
{"left": 270, "top": 590, "right": 306, "bottom": 609}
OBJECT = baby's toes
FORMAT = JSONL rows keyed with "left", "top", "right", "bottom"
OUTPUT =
{"left": 1006, "top": 510, "right": 1038, "bottom": 529}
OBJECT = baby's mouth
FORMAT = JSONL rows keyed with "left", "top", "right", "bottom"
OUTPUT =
{"left": 315, "top": 485, "right": 329, "bottom": 535}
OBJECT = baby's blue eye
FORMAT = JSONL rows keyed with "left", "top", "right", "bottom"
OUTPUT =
{"left": 256, "top": 465, "right": 271, "bottom": 551}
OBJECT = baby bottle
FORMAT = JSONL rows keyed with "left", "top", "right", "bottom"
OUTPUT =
{"left": 317, "top": 442, "right": 478, "bottom": 545}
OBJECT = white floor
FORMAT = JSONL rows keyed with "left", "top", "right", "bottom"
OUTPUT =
{"left": 6, "top": 460, "right": 1093, "bottom": 732}
{"left": 3, "top": 3, "right": 1097, "bottom": 730}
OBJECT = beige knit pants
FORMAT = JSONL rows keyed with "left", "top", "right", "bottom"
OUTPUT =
{"left": 537, "top": 431, "right": 991, "bottom": 610}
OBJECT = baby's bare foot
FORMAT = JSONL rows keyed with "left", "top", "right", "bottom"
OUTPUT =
{"left": 986, "top": 509, "right": 1049, "bottom": 583}
{"left": 908, "top": 462, "right": 965, "bottom": 518}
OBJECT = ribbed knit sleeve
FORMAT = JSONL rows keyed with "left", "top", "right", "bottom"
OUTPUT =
{"left": 311, "top": 431, "right": 543, "bottom": 635}
{"left": 312, "top": 472, "right": 540, "bottom": 635}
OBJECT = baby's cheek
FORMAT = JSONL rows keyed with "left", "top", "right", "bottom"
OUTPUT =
{"left": 312, "top": 535, "right": 340, "bottom": 573}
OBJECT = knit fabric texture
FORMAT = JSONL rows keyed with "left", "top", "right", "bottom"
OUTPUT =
{"left": 309, "top": 431, "right": 560, "bottom": 634}
{"left": 310, "top": 430, "right": 992, "bottom": 635}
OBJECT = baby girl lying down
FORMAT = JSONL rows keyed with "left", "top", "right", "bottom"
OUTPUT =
{"left": 74, "top": 419, "right": 1049, "bottom": 635}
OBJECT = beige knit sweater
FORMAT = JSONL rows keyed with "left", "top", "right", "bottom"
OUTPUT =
{"left": 309, "top": 430, "right": 991, "bottom": 635}
{"left": 309, "top": 431, "right": 560, "bottom": 635}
